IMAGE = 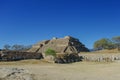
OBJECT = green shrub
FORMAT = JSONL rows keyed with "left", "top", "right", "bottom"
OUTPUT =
{"left": 45, "top": 48, "right": 56, "bottom": 56}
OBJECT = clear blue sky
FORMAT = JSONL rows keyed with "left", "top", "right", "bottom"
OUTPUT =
{"left": 0, "top": 0, "right": 120, "bottom": 49}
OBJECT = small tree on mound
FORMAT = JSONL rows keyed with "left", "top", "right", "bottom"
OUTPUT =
{"left": 94, "top": 38, "right": 114, "bottom": 50}
{"left": 45, "top": 48, "right": 56, "bottom": 56}
{"left": 112, "top": 36, "right": 120, "bottom": 50}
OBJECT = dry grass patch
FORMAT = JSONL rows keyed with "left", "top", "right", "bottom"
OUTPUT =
{"left": 0, "top": 59, "right": 54, "bottom": 65}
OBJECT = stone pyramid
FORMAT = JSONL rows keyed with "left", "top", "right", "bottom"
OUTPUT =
{"left": 28, "top": 36, "right": 89, "bottom": 53}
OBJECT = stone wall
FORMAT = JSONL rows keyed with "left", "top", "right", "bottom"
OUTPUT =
{"left": 54, "top": 53, "right": 82, "bottom": 63}
{"left": 0, "top": 51, "right": 43, "bottom": 61}
{"left": 80, "top": 53, "right": 120, "bottom": 62}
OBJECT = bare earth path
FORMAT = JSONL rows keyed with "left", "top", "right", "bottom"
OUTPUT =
{"left": 0, "top": 60, "right": 120, "bottom": 80}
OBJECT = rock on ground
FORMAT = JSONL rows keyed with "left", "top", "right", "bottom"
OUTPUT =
{"left": 0, "top": 68, "right": 34, "bottom": 80}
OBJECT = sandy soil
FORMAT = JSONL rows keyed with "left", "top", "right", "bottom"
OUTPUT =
{"left": 0, "top": 60, "right": 120, "bottom": 80}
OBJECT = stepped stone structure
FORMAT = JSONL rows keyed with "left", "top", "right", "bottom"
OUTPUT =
{"left": 28, "top": 36, "right": 89, "bottom": 54}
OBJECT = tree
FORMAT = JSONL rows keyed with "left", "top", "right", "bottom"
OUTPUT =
{"left": 112, "top": 36, "right": 120, "bottom": 50}
{"left": 11, "top": 44, "right": 32, "bottom": 51}
{"left": 3, "top": 44, "right": 11, "bottom": 50}
{"left": 94, "top": 38, "right": 114, "bottom": 50}
{"left": 11, "top": 44, "right": 23, "bottom": 51}
{"left": 2, "top": 44, "right": 32, "bottom": 51}
{"left": 23, "top": 45, "right": 32, "bottom": 51}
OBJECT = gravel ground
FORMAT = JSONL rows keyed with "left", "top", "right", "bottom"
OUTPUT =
{"left": 0, "top": 60, "right": 120, "bottom": 80}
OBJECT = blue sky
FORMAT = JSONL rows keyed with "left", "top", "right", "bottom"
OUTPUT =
{"left": 0, "top": 0, "right": 120, "bottom": 49}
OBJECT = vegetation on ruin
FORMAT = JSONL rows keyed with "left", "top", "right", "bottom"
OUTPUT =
{"left": 45, "top": 48, "right": 56, "bottom": 56}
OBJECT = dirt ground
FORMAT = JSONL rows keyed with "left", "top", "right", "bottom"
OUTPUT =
{"left": 0, "top": 60, "right": 120, "bottom": 80}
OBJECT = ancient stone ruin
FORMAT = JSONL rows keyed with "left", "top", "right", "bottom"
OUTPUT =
{"left": 26, "top": 36, "right": 89, "bottom": 63}
{"left": 0, "top": 36, "right": 89, "bottom": 63}
{"left": 0, "top": 50, "right": 43, "bottom": 61}
{"left": 28, "top": 36, "right": 89, "bottom": 54}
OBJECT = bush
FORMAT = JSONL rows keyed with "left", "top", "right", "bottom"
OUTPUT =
{"left": 45, "top": 48, "right": 56, "bottom": 56}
